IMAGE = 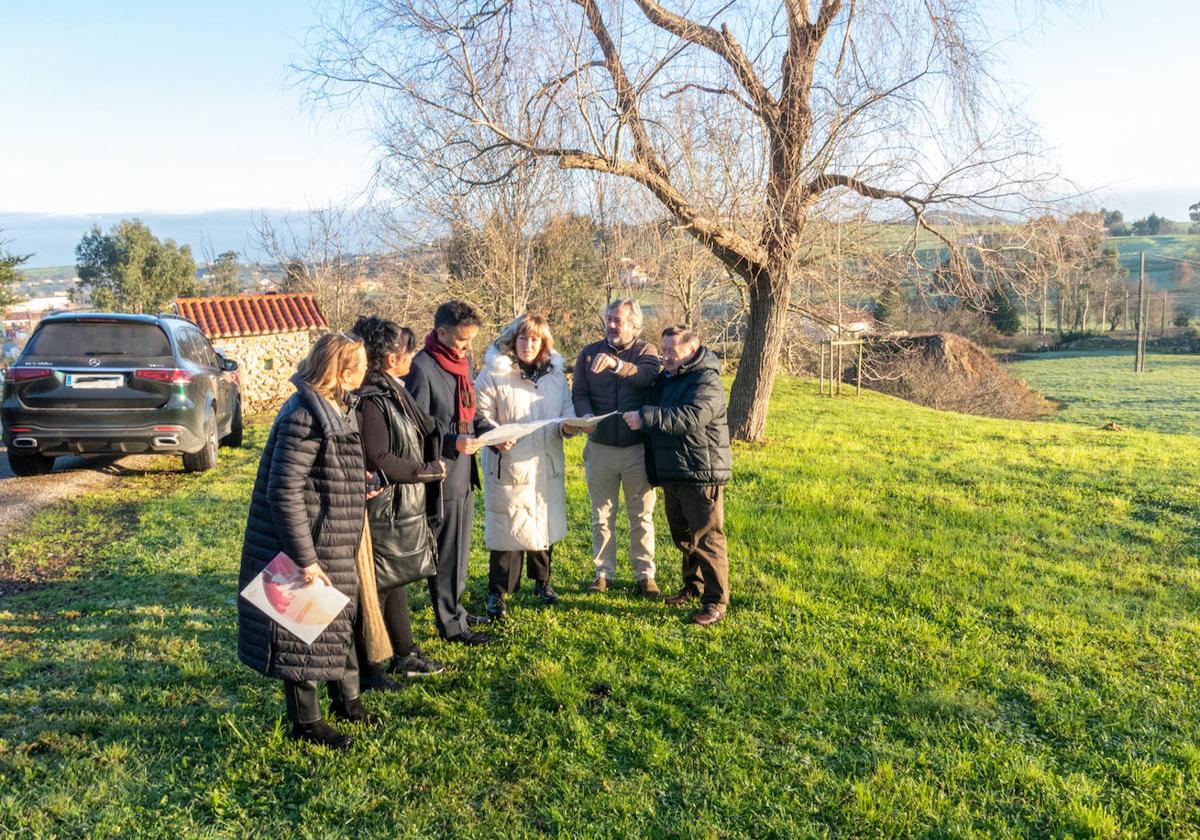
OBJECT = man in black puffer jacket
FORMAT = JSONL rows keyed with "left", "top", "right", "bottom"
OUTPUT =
{"left": 623, "top": 325, "right": 732, "bottom": 626}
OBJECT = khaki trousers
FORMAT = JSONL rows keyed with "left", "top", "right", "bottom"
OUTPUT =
{"left": 584, "top": 440, "right": 656, "bottom": 582}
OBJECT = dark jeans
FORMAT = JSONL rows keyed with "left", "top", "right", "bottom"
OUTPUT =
{"left": 488, "top": 546, "right": 553, "bottom": 595}
{"left": 282, "top": 641, "right": 361, "bottom": 725}
{"left": 663, "top": 483, "right": 729, "bottom": 606}
{"left": 429, "top": 494, "right": 473, "bottom": 639}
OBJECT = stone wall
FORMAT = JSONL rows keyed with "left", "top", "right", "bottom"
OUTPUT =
{"left": 214, "top": 330, "right": 323, "bottom": 414}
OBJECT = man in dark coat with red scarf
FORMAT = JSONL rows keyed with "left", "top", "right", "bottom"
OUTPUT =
{"left": 404, "top": 300, "right": 495, "bottom": 644}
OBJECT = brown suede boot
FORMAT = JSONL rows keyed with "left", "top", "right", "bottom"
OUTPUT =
{"left": 639, "top": 578, "right": 662, "bottom": 599}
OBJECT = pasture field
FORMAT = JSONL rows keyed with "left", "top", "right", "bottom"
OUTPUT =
{"left": 1004, "top": 351, "right": 1200, "bottom": 436}
{"left": 1109, "top": 235, "right": 1200, "bottom": 288}
{"left": 2, "top": 377, "right": 1200, "bottom": 837}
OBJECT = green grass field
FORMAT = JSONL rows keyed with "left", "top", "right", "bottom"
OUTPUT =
{"left": 3, "top": 377, "right": 1200, "bottom": 837}
{"left": 1109, "top": 235, "right": 1200, "bottom": 288}
{"left": 1005, "top": 351, "right": 1200, "bottom": 436}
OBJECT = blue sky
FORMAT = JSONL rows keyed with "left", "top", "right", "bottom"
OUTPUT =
{"left": 0, "top": 1, "right": 1196, "bottom": 221}
{"left": 0, "top": 1, "right": 375, "bottom": 215}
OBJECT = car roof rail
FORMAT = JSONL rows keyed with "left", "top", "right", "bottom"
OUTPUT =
{"left": 158, "top": 312, "right": 201, "bottom": 328}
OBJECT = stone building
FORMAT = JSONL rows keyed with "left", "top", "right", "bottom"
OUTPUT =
{"left": 174, "top": 293, "right": 328, "bottom": 413}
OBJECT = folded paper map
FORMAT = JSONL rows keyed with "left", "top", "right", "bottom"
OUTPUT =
{"left": 474, "top": 412, "right": 618, "bottom": 447}
{"left": 240, "top": 551, "right": 350, "bottom": 645}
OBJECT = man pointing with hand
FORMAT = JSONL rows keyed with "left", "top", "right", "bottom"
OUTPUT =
{"left": 572, "top": 299, "right": 663, "bottom": 597}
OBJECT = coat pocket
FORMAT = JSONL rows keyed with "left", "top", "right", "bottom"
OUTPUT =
{"left": 496, "top": 453, "right": 534, "bottom": 487}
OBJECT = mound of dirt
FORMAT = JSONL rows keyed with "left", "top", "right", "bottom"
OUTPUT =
{"left": 852, "top": 333, "right": 1055, "bottom": 420}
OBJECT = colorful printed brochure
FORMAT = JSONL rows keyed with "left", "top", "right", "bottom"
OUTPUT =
{"left": 240, "top": 551, "right": 350, "bottom": 645}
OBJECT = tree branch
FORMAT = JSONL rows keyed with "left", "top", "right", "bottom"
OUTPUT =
{"left": 632, "top": 0, "right": 779, "bottom": 125}
{"left": 571, "top": 0, "right": 668, "bottom": 178}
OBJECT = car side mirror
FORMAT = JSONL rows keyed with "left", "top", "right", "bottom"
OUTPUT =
{"left": 220, "top": 357, "right": 238, "bottom": 372}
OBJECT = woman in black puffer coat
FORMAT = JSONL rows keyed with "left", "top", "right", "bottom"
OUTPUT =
{"left": 237, "top": 332, "right": 373, "bottom": 750}
{"left": 351, "top": 316, "right": 447, "bottom": 690}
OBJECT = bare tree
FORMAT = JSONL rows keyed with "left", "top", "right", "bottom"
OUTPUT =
{"left": 252, "top": 204, "right": 374, "bottom": 330}
{"left": 303, "top": 0, "right": 1059, "bottom": 439}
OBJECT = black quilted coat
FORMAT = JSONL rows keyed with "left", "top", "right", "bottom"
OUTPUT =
{"left": 237, "top": 374, "right": 366, "bottom": 682}
{"left": 641, "top": 347, "right": 732, "bottom": 487}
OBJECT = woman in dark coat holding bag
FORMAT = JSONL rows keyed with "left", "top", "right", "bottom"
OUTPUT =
{"left": 237, "top": 332, "right": 374, "bottom": 750}
{"left": 351, "top": 316, "right": 447, "bottom": 689}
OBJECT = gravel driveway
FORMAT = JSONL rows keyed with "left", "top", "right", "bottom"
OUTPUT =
{"left": 0, "top": 445, "right": 167, "bottom": 537}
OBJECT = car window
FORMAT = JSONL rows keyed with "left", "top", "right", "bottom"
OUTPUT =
{"left": 23, "top": 322, "right": 173, "bottom": 362}
{"left": 195, "top": 332, "right": 220, "bottom": 369}
{"left": 179, "top": 330, "right": 206, "bottom": 367}
{"left": 183, "top": 328, "right": 220, "bottom": 369}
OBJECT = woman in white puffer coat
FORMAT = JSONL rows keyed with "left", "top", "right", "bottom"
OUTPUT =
{"left": 475, "top": 314, "right": 583, "bottom": 619}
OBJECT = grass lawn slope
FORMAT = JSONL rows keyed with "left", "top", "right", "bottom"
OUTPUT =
{"left": 1005, "top": 351, "right": 1200, "bottom": 436}
{"left": 2, "top": 377, "right": 1200, "bottom": 837}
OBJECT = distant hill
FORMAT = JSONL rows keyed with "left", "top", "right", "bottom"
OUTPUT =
{"left": 0, "top": 210, "right": 269, "bottom": 268}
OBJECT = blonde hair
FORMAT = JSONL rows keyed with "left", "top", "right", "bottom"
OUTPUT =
{"left": 297, "top": 332, "right": 366, "bottom": 403}
{"left": 503, "top": 313, "right": 554, "bottom": 366}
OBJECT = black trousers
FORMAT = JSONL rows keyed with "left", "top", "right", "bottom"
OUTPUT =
{"left": 282, "top": 641, "right": 361, "bottom": 726}
{"left": 354, "top": 584, "right": 416, "bottom": 676}
{"left": 429, "top": 493, "right": 473, "bottom": 639}
{"left": 663, "top": 483, "right": 729, "bottom": 606}
{"left": 488, "top": 546, "right": 552, "bottom": 596}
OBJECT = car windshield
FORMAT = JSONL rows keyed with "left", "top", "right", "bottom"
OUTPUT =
{"left": 23, "top": 322, "right": 173, "bottom": 361}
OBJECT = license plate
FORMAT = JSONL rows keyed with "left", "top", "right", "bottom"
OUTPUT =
{"left": 65, "top": 374, "right": 124, "bottom": 389}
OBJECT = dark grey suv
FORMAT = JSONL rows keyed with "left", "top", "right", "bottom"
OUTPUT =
{"left": 1, "top": 312, "right": 243, "bottom": 476}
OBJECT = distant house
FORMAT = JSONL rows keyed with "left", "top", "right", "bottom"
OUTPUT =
{"left": 795, "top": 303, "right": 878, "bottom": 341}
{"left": 3, "top": 293, "right": 80, "bottom": 343}
{"left": 174, "top": 292, "right": 328, "bottom": 413}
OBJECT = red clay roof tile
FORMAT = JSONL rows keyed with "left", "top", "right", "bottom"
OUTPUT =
{"left": 173, "top": 293, "right": 328, "bottom": 339}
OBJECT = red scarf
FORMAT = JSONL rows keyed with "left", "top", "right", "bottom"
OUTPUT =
{"left": 424, "top": 330, "right": 476, "bottom": 433}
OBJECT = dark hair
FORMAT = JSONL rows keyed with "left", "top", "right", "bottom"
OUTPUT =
{"left": 351, "top": 315, "right": 416, "bottom": 373}
{"left": 662, "top": 324, "right": 698, "bottom": 344}
{"left": 434, "top": 300, "right": 483, "bottom": 330}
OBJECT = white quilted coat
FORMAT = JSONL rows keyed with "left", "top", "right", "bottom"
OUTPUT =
{"left": 475, "top": 345, "right": 576, "bottom": 551}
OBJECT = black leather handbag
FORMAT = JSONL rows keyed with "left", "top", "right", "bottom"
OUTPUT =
{"left": 367, "top": 484, "right": 437, "bottom": 588}
{"left": 364, "top": 388, "right": 438, "bottom": 589}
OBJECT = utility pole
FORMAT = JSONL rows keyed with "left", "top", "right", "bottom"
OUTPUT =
{"left": 1161, "top": 291, "right": 1168, "bottom": 338}
{"left": 1135, "top": 251, "right": 1147, "bottom": 372}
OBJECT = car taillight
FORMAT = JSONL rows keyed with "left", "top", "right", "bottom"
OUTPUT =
{"left": 7, "top": 367, "right": 54, "bottom": 382}
{"left": 134, "top": 368, "right": 193, "bottom": 384}
{"left": 8, "top": 427, "right": 32, "bottom": 432}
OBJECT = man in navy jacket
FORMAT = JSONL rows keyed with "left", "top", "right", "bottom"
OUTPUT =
{"left": 405, "top": 300, "right": 494, "bottom": 644}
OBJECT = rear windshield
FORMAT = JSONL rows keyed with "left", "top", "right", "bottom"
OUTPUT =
{"left": 23, "top": 322, "right": 173, "bottom": 361}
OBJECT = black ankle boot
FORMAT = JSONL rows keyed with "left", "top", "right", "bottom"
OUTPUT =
{"left": 330, "top": 696, "right": 382, "bottom": 727}
{"left": 289, "top": 719, "right": 353, "bottom": 750}
{"left": 361, "top": 663, "right": 405, "bottom": 693}
{"left": 534, "top": 580, "right": 559, "bottom": 605}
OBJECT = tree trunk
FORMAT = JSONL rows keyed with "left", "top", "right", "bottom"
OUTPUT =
{"left": 728, "top": 273, "right": 791, "bottom": 441}
{"left": 1039, "top": 280, "right": 1048, "bottom": 335}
